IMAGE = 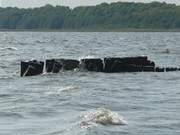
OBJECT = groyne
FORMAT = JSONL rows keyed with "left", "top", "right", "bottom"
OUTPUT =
{"left": 20, "top": 56, "right": 180, "bottom": 77}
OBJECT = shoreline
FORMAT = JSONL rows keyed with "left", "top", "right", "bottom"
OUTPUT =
{"left": 0, "top": 29, "right": 180, "bottom": 32}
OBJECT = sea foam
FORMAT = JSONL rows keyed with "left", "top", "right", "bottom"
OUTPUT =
{"left": 80, "top": 108, "right": 127, "bottom": 128}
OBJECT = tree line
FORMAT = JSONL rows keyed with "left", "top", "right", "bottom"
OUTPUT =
{"left": 0, "top": 1, "right": 180, "bottom": 30}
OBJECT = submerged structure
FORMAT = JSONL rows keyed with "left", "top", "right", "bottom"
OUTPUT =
{"left": 20, "top": 56, "right": 180, "bottom": 77}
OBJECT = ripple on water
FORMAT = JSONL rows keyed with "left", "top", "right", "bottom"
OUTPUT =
{"left": 0, "top": 94, "right": 12, "bottom": 98}
{"left": 0, "top": 47, "right": 18, "bottom": 51}
{"left": 0, "top": 112, "right": 24, "bottom": 119}
{"left": 44, "top": 85, "right": 80, "bottom": 96}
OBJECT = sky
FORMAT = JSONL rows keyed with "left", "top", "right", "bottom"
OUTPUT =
{"left": 1, "top": 0, "right": 180, "bottom": 8}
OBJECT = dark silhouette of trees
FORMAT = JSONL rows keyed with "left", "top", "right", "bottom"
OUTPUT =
{"left": 0, "top": 2, "right": 180, "bottom": 30}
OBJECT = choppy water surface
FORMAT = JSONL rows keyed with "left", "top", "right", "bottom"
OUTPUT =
{"left": 0, "top": 32, "right": 180, "bottom": 135}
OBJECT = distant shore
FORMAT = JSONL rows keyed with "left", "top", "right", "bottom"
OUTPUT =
{"left": 1, "top": 2, "right": 180, "bottom": 31}
{"left": 1, "top": 28, "right": 180, "bottom": 32}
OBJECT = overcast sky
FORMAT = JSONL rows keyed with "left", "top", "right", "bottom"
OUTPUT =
{"left": 1, "top": 0, "right": 180, "bottom": 8}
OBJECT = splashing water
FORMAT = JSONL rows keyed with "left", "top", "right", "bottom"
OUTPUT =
{"left": 80, "top": 108, "right": 127, "bottom": 128}
{"left": 78, "top": 55, "right": 97, "bottom": 61}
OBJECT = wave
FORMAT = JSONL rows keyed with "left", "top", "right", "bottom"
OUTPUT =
{"left": 36, "top": 40, "right": 47, "bottom": 44}
{"left": 80, "top": 108, "right": 127, "bottom": 128}
{"left": 0, "top": 94, "right": 11, "bottom": 98}
{"left": 0, "top": 65, "right": 8, "bottom": 69}
{"left": 44, "top": 85, "right": 79, "bottom": 95}
{"left": 58, "top": 85, "right": 79, "bottom": 92}
{"left": 0, "top": 47, "right": 18, "bottom": 51}
{"left": 0, "top": 112, "right": 24, "bottom": 119}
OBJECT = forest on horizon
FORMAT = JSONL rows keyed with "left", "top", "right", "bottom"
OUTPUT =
{"left": 0, "top": 1, "right": 180, "bottom": 30}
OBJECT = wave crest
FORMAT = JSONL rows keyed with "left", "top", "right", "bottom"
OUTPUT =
{"left": 0, "top": 47, "right": 18, "bottom": 51}
{"left": 78, "top": 55, "right": 97, "bottom": 61}
{"left": 80, "top": 108, "right": 127, "bottom": 128}
{"left": 44, "top": 85, "right": 79, "bottom": 95}
{"left": 59, "top": 85, "right": 79, "bottom": 92}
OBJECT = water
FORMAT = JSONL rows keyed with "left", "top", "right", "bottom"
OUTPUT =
{"left": 0, "top": 32, "right": 180, "bottom": 135}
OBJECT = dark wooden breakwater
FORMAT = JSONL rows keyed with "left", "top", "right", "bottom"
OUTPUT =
{"left": 21, "top": 56, "right": 180, "bottom": 77}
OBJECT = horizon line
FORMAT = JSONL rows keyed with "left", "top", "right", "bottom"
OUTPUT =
{"left": 0, "top": 1, "right": 179, "bottom": 9}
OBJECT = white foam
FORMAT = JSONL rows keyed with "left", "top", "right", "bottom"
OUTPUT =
{"left": 43, "top": 60, "right": 46, "bottom": 74}
{"left": 78, "top": 55, "right": 97, "bottom": 61}
{"left": 80, "top": 108, "right": 127, "bottom": 128}
{"left": 45, "top": 85, "right": 79, "bottom": 95}
{"left": 58, "top": 85, "right": 79, "bottom": 92}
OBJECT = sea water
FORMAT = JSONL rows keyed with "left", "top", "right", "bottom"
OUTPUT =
{"left": 0, "top": 32, "right": 180, "bottom": 135}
